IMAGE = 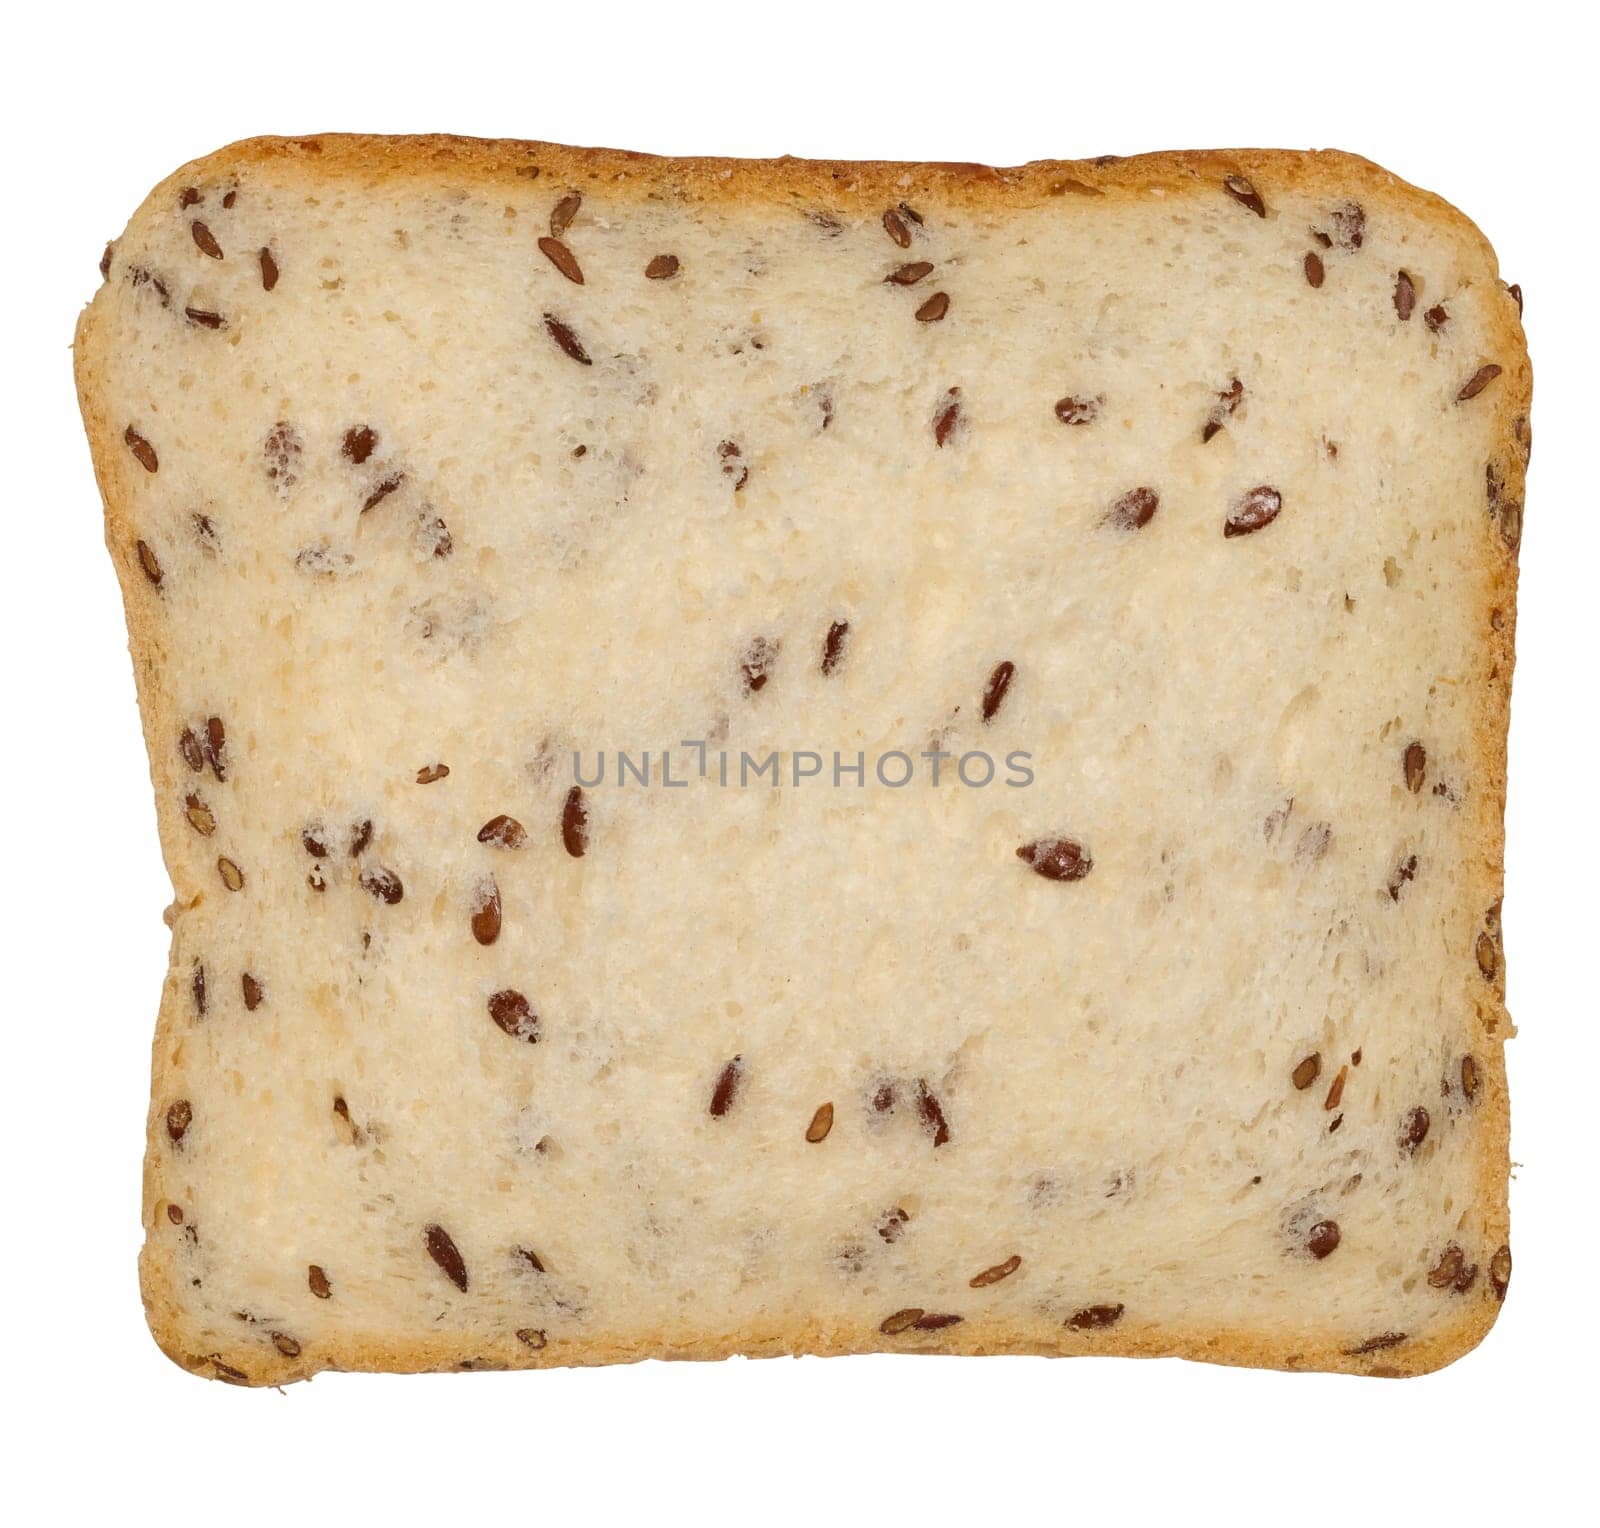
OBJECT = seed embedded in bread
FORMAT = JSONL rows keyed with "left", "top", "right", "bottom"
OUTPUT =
{"left": 1394, "top": 270, "right": 1416, "bottom": 319}
{"left": 1225, "top": 485, "right": 1284, "bottom": 538}
{"left": 970, "top": 1256, "right": 1022, "bottom": 1288}
{"left": 538, "top": 237, "right": 584, "bottom": 285}
{"left": 424, "top": 1224, "right": 468, "bottom": 1291}
{"left": 560, "top": 788, "right": 588, "bottom": 858}
{"left": 477, "top": 814, "right": 526, "bottom": 849}
{"left": 709, "top": 1058, "right": 744, "bottom": 1117}
{"left": 1055, "top": 394, "right": 1101, "bottom": 426}
{"left": 805, "top": 1103, "right": 834, "bottom": 1143}
{"left": 190, "top": 219, "right": 223, "bottom": 258}
{"left": 470, "top": 878, "right": 501, "bottom": 944}
{"left": 1223, "top": 174, "right": 1266, "bottom": 216}
{"left": 543, "top": 313, "right": 590, "bottom": 364}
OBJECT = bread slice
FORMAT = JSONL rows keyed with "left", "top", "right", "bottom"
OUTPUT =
{"left": 75, "top": 136, "right": 1527, "bottom": 1382}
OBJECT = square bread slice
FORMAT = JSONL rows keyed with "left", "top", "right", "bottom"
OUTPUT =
{"left": 75, "top": 136, "right": 1528, "bottom": 1382}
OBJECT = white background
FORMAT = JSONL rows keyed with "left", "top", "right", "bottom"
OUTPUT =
{"left": 5, "top": 1, "right": 1594, "bottom": 1519}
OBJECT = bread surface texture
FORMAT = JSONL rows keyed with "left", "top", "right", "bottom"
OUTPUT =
{"left": 75, "top": 136, "right": 1527, "bottom": 1383}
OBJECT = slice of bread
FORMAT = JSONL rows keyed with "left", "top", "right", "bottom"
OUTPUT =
{"left": 75, "top": 136, "right": 1528, "bottom": 1381}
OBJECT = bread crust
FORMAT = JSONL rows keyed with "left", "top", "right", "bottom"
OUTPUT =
{"left": 75, "top": 136, "right": 1528, "bottom": 1383}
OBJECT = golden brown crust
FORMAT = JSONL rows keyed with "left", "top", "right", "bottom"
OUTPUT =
{"left": 76, "top": 135, "right": 1528, "bottom": 1384}
{"left": 109, "top": 132, "right": 1511, "bottom": 235}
